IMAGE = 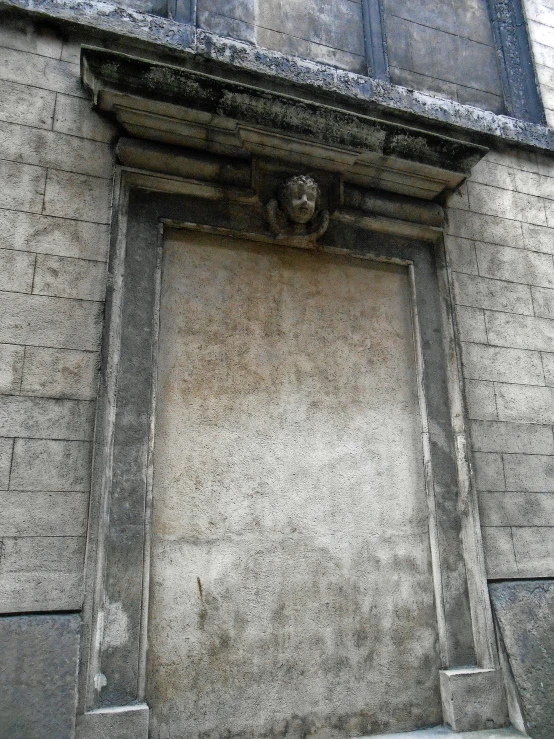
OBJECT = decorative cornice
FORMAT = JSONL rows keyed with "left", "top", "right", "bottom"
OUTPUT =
{"left": 2, "top": 0, "right": 554, "bottom": 151}
{"left": 82, "top": 46, "right": 488, "bottom": 200}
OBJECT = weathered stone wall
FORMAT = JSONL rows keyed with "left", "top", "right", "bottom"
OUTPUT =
{"left": 197, "top": 0, "right": 367, "bottom": 73}
{"left": 382, "top": 0, "right": 505, "bottom": 113}
{"left": 446, "top": 148, "right": 554, "bottom": 579}
{"left": 524, "top": 0, "right": 554, "bottom": 126}
{"left": 1, "top": 9, "right": 554, "bottom": 616}
{"left": 0, "top": 18, "right": 114, "bottom": 613}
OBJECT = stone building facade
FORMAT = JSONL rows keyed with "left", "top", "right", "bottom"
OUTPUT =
{"left": 0, "top": 0, "right": 554, "bottom": 737}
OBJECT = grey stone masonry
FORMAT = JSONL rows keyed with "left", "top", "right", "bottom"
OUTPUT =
{"left": 383, "top": 0, "right": 505, "bottom": 112}
{"left": 446, "top": 144, "right": 554, "bottom": 580}
{"left": 0, "top": 17, "right": 113, "bottom": 614}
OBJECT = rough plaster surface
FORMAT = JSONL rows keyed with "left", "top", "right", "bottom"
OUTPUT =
{"left": 0, "top": 614, "right": 80, "bottom": 739}
{"left": 490, "top": 580, "right": 554, "bottom": 739}
{"left": 147, "top": 231, "right": 441, "bottom": 738}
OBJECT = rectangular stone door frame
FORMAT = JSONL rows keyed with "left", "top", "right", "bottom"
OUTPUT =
{"left": 74, "top": 163, "right": 508, "bottom": 739}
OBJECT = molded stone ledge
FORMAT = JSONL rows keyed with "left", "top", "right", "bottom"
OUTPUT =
{"left": 1, "top": 0, "right": 554, "bottom": 151}
{"left": 81, "top": 47, "right": 488, "bottom": 200}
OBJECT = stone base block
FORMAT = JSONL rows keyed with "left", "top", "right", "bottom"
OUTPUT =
{"left": 367, "top": 727, "right": 525, "bottom": 737}
{"left": 76, "top": 704, "right": 149, "bottom": 739}
{"left": 440, "top": 668, "right": 508, "bottom": 732}
{"left": 0, "top": 614, "right": 81, "bottom": 739}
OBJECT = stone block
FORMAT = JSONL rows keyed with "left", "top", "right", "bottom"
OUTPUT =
{"left": 456, "top": 306, "right": 487, "bottom": 343}
{"left": 486, "top": 148, "right": 538, "bottom": 173}
{"left": 0, "top": 209, "right": 110, "bottom": 261}
{"left": 504, "top": 453, "right": 554, "bottom": 492}
{"left": 512, "top": 169, "right": 554, "bottom": 201}
{"left": 481, "top": 526, "right": 519, "bottom": 578}
{"left": 0, "top": 491, "right": 88, "bottom": 535}
{"left": 490, "top": 579, "right": 554, "bottom": 738}
{"left": 477, "top": 243, "right": 554, "bottom": 288}
{"left": 528, "top": 16, "right": 554, "bottom": 47}
{"left": 469, "top": 160, "right": 515, "bottom": 190}
{"left": 0, "top": 614, "right": 80, "bottom": 738}
{"left": 21, "top": 346, "right": 99, "bottom": 400}
{"left": 408, "top": 24, "right": 501, "bottom": 94}
{"left": 465, "top": 379, "right": 498, "bottom": 420}
{"left": 0, "top": 572, "right": 83, "bottom": 612}
{"left": 53, "top": 93, "right": 118, "bottom": 143}
{"left": 537, "top": 150, "right": 554, "bottom": 178}
{"left": 382, "top": 0, "right": 494, "bottom": 45}
{"left": 540, "top": 350, "right": 554, "bottom": 385}
{"left": 255, "top": 26, "right": 365, "bottom": 73}
{"left": 479, "top": 491, "right": 554, "bottom": 526}
{"left": 10, "top": 438, "right": 91, "bottom": 491}
{"left": 0, "top": 78, "right": 55, "bottom": 129}
{"left": 0, "top": 18, "right": 63, "bottom": 58}
{"left": 448, "top": 182, "right": 471, "bottom": 210}
{"left": 439, "top": 668, "right": 507, "bottom": 732}
{"left": 0, "top": 438, "right": 13, "bottom": 490}
{"left": 531, "top": 286, "right": 554, "bottom": 318}
{"left": 43, "top": 169, "right": 112, "bottom": 224}
{"left": 0, "top": 248, "right": 35, "bottom": 293}
{"left": 446, "top": 210, "right": 524, "bottom": 249}
{"left": 470, "top": 420, "right": 554, "bottom": 454}
{"left": 537, "top": 61, "right": 554, "bottom": 88}
{"left": 0, "top": 159, "right": 45, "bottom": 213}
{"left": 0, "top": 46, "right": 84, "bottom": 97}
{"left": 495, "top": 383, "right": 554, "bottom": 424}
{"left": 525, "top": 0, "right": 554, "bottom": 28}
{"left": 0, "top": 395, "right": 95, "bottom": 440}
{"left": 0, "top": 120, "right": 113, "bottom": 179}
{"left": 485, "top": 311, "right": 554, "bottom": 351}
{"left": 456, "top": 86, "right": 504, "bottom": 114}
{"left": 76, "top": 705, "right": 150, "bottom": 739}
{"left": 259, "top": 0, "right": 365, "bottom": 55}
{"left": 1, "top": 536, "right": 85, "bottom": 574}
{"left": 454, "top": 273, "right": 533, "bottom": 314}
{"left": 61, "top": 39, "right": 80, "bottom": 64}
{"left": 468, "top": 183, "right": 547, "bottom": 225}
{"left": 461, "top": 343, "right": 544, "bottom": 385}
{"left": 0, "top": 343, "right": 24, "bottom": 393}
{"left": 384, "top": 15, "right": 414, "bottom": 70}
{"left": 389, "top": 67, "right": 459, "bottom": 105}
{"left": 197, "top": 10, "right": 256, "bottom": 44}
{"left": 445, "top": 236, "right": 478, "bottom": 274}
{"left": 473, "top": 452, "right": 505, "bottom": 491}
{"left": 512, "top": 528, "right": 554, "bottom": 577}
{"left": 33, "top": 254, "right": 107, "bottom": 301}
{"left": 529, "top": 39, "right": 554, "bottom": 69}
{"left": 0, "top": 292, "right": 103, "bottom": 350}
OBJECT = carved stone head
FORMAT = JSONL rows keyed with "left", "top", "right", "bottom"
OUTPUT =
{"left": 278, "top": 175, "right": 320, "bottom": 224}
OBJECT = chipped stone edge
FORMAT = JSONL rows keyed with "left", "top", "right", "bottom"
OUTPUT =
{"left": 76, "top": 703, "right": 149, "bottom": 739}
{"left": 1, "top": 0, "right": 554, "bottom": 152}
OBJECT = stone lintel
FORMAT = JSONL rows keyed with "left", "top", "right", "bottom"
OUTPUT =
{"left": 2, "top": 0, "right": 554, "bottom": 152}
{"left": 81, "top": 46, "right": 488, "bottom": 201}
{"left": 440, "top": 668, "right": 509, "bottom": 733}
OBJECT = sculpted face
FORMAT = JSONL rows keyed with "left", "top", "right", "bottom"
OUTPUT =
{"left": 280, "top": 176, "right": 319, "bottom": 224}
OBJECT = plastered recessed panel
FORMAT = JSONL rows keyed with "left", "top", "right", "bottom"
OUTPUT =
{"left": 147, "top": 231, "right": 441, "bottom": 738}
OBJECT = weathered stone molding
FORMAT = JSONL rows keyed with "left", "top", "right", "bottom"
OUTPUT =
{"left": 486, "top": 0, "right": 545, "bottom": 124}
{"left": 82, "top": 46, "right": 488, "bottom": 201}
{"left": 1, "top": 0, "right": 554, "bottom": 150}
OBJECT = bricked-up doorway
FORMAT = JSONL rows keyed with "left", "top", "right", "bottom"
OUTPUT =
{"left": 77, "top": 170, "right": 507, "bottom": 737}
{"left": 146, "top": 230, "right": 441, "bottom": 737}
